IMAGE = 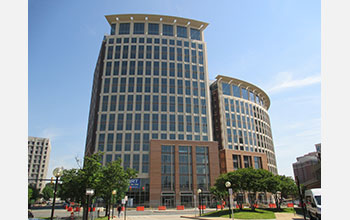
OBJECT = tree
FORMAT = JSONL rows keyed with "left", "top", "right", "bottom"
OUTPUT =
{"left": 28, "top": 187, "right": 33, "bottom": 208}
{"left": 58, "top": 153, "right": 137, "bottom": 218}
{"left": 28, "top": 185, "right": 41, "bottom": 205}
{"left": 210, "top": 186, "right": 227, "bottom": 210}
{"left": 213, "top": 168, "right": 287, "bottom": 211}
{"left": 96, "top": 158, "right": 137, "bottom": 217}
{"left": 266, "top": 175, "right": 298, "bottom": 210}
{"left": 41, "top": 183, "right": 54, "bottom": 201}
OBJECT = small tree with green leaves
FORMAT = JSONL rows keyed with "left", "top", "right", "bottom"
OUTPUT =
{"left": 96, "top": 158, "right": 137, "bottom": 217}
{"left": 41, "top": 183, "right": 54, "bottom": 201}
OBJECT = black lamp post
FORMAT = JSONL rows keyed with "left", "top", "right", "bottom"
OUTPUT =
{"left": 197, "top": 189, "right": 202, "bottom": 216}
{"left": 50, "top": 167, "right": 63, "bottom": 220}
{"left": 84, "top": 188, "right": 94, "bottom": 220}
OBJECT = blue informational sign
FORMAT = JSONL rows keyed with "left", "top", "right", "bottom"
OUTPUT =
{"left": 129, "top": 178, "right": 140, "bottom": 188}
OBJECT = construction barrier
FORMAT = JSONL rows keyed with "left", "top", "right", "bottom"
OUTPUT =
{"left": 198, "top": 205, "right": 206, "bottom": 210}
{"left": 216, "top": 205, "right": 222, "bottom": 209}
{"left": 269, "top": 203, "right": 277, "bottom": 208}
{"left": 236, "top": 204, "right": 243, "bottom": 209}
{"left": 93, "top": 207, "right": 96, "bottom": 212}
{"left": 287, "top": 203, "right": 294, "bottom": 207}
{"left": 176, "top": 205, "right": 185, "bottom": 210}
{"left": 136, "top": 206, "right": 144, "bottom": 211}
{"left": 158, "top": 206, "right": 166, "bottom": 210}
{"left": 122, "top": 206, "right": 125, "bottom": 211}
{"left": 254, "top": 204, "right": 259, "bottom": 208}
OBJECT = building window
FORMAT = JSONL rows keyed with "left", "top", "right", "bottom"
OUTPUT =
{"left": 108, "top": 114, "right": 115, "bottom": 131}
{"left": 162, "top": 24, "right": 174, "bottom": 36}
{"left": 196, "top": 146, "right": 210, "bottom": 190}
{"left": 148, "top": 23, "right": 159, "bottom": 35}
{"left": 254, "top": 156, "right": 262, "bottom": 169}
{"left": 222, "top": 83, "right": 231, "bottom": 95}
{"left": 119, "top": 23, "right": 130, "bottom": 35}
{"left": 142, "top": 154, "right": 149, "bottom": 173}
{"left": 243, "top": 156, "right": 252, "bottom": 168}
{"left": 110, "top": 23, "right": 116, "bottom": 35}
{"left": 190, "top": 28, "right": 201, "bottom": 40}
{"left": 117, "top": 114, "right": 124, "bottom": 130}
{"left": 179, "top": 146, "right": 192, "bottom": 190}
{"left": 233, "top": 85, "right": 240, "bottom": 98}
{"left": 133, "top": 23, "right": 144, "bottom": 34}
{"left": 133, "top": 154, "right": 140, "bottom": 171}
{"left": 107, "top": 134, "right": 114, "bottom": 151}
{"left": 177, "top": 26, "right": 187, "bottom": 38}
{"left": 161, "top": 145, "right": 175, "bottom": 190}
{"left": 233, "top": 155, "right": 241, "bottom": 170}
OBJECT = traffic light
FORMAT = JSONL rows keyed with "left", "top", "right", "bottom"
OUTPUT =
{"left": 50, "top": 177, "right": 54, "bottom": 185}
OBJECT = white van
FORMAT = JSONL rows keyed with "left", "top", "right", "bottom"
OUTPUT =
{"left": 305, "top": 188, "right": 321, "bottom": 220}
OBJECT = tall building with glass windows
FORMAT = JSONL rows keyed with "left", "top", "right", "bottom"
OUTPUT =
{"left": 210, "top": 75, "right": 278, "bottom": 175}
{"left": 84, "top": 14, "right": 219, "bottom": 208}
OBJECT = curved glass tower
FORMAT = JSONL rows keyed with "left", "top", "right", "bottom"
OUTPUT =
{"left": 210, "top": 75, "right": 278, "bottom": 174}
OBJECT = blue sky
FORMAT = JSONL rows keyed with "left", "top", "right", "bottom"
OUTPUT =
{"left": 28, "top": 0, "right": 320, "bottom": 178}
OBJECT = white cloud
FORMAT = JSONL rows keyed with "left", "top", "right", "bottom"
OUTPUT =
{"left": 267, "top": 72, "right": 321, "bottom": 94}
{"left": 39, "top": 127, "right": 62, "bottom": 142}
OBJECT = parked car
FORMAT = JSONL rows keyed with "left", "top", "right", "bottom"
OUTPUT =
{"left": 305, "top": 188, "right": 321, "bottom": 220}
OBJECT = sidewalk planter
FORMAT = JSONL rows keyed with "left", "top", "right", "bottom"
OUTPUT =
{"left": 158, "top": 206, "right": 166, "bottom": 210}
{"left": 177, "top": 205, "right": 185, "bottom": 210}
{"left": 136, "top": 206, "right": 144, "bottom": 211}
{"left": 287, "top": 203, "right": 294, "bottom": 207}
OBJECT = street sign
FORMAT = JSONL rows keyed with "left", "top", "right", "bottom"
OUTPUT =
{"left": 122, "top": 199, "right": 126, "bottom": 204}
{"left": 129, "top": 179, "right": 140, "bottom": 188}
{"left": 124, "top": 196, "right": 128, "bottom": 201}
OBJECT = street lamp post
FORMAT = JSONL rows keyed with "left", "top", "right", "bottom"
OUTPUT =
{"left": 50, "top": 167, "right": 64, "bottom": 220}
{"left": 85, "top": 189, "right": 95, "bottom": 220}
{"left": 197, "top": 189, "right": 202, "bottom": 216}
{"left": 111, "top": 190, "right": 117, "bottom": 220}
{"left": 225, "top": 181, "right": 234, "bottom": 220}
{"left": 276, "top": 191, "right": 281, "bottom": 210}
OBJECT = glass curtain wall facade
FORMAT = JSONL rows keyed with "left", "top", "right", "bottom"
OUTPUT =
{"left": 210, "top": 75, "right": 278, "bottom": 174}
{"left": 84, "top": 14, "right": 213, "bottom": 206}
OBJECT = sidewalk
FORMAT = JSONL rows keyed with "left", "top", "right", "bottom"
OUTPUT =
{"left": 180, "top": 213, "right": 305, "bottom": 220}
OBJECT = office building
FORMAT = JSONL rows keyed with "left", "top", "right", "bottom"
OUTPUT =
{"left": 84, "top": 14, "right": 220, "bottom": 207}
{"left": 210, "top": 75, "right": 278, "bottom": 174}
{"left": 293, "top": 143, "right": 321, "bottom": 189}
{"left": 28, "top": 136, "right": 51, "bottom": 191}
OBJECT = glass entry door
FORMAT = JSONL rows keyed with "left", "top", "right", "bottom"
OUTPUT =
{"left": 162, "top": 195, "right": 175, "bottom": 207}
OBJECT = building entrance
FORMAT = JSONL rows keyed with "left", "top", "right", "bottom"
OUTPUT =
{"left": 161, "top": 195, "right": 175, "bottom": 207}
